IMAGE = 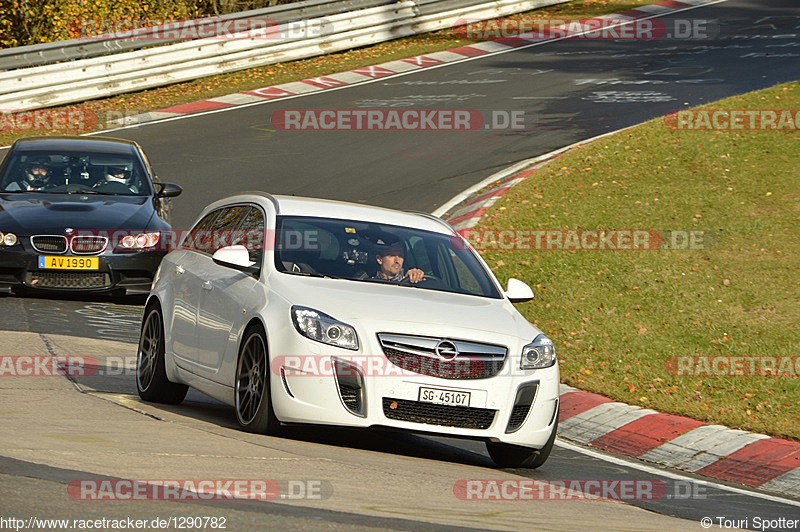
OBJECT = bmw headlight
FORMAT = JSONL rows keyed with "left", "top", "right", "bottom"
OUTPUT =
{"left": 119, "top": 232, "right": 160, "bottom": 249}
{"left": 291, "top": 306, "right": 359, "bottom": 350}
{"left": 0, "top": 232, "right": 17, "bottom": 246}
{"left": 521, "top": 334, "right": 556, "bottom": 369}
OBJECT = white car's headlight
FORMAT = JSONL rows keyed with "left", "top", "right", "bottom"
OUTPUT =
{"left": 291, "top": 306, "right": 359, "bottom": 350}
{"left": 521, "top": 334, "right": 556, "bottom": 369}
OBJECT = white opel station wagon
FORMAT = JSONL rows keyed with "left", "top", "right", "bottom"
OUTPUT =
{"left": 137, "top": 192, "right": 560, "bottom": 468}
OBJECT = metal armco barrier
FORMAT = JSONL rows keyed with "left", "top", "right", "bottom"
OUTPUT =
{"left": 0, "top": 0, "right": 567, "bottom": 112}
{"left": 0, "top": 0, "right": 393, "bottom": 71}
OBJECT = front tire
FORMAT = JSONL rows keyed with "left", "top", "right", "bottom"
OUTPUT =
{"left": 486, "top": 412, "right": 558, "bottom": 469}
{"left": 136, "top": 304, "right": 188, "bottom": 404}
{"left": 235, "top": 325, "right": 280, "bottom": 434}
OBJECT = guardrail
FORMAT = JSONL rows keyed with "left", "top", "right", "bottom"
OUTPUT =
{"left": 0, "top": 0, "right": 567, "bottom": 112}
{"left": 0, "top": 0, "right": 393, "bottom": 71}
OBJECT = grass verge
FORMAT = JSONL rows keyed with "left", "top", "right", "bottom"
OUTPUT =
{"left": 475, "top": 82, "right": 800, "bottom": 440}
{"left": 1, "top": 0, "right": 657, "bottom": 145}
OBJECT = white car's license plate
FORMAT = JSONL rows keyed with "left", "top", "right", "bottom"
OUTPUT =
{"left": 418, "top": 387, "right": 471, "bottom": 407}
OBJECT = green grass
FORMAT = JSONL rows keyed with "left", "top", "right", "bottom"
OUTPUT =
{"left": 0, "top": 0, "right": 657, "bottom": 145}
{"left": 476, "top": 82, "right": 800, "bottom": 440}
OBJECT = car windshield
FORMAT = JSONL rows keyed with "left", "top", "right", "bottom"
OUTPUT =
{"left": 274, "top": 216, "right": 502, "bottom": 299}
{"left": 0, "top": 150, "right": 150, "bottom": 196}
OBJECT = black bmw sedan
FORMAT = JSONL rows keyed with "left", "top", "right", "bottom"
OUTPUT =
{"left": 0, "top": 136, "right": 182, "bottom": 296}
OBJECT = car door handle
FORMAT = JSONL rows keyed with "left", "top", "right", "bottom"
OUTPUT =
{"left": 202, "top": 281, "right": 213, "bottom": 291}
{"left": 176, "top": 265, "right": 185, "bottom": 275}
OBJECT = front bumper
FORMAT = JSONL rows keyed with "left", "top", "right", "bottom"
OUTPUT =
{"left": 0, "top": 243, "right": 165, "bottom": 295}
{"left": 268, "top": 324, "right": 560, "bottom": 449}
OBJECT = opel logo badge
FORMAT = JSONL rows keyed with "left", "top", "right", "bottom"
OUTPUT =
{"left": 435, "top": 340, "right": 459, "bottom": 361}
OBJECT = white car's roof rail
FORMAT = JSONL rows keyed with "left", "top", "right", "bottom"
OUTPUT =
{"left": 405, "top": 210, "right": 455, "bottom": 233}
{"left": 232, "top": 191, "right": 280, "bottom": 214}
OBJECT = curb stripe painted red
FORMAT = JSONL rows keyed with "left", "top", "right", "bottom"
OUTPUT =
{"left": 557, "top": 390, "right": 613, "bottom": 420}
{"left": 448, "top": 45, "right": 490, "bottom": 57}
{"left": 659, "top": 0, "right": 692, "bottom": 8}
{"left": 448, "top": 207, "right": 491, "bottom": 227}
{"left": 590, "top": 413, "right": 705, "bottom": 457}
{"left": 696, "top": 439, "right": 800, "bottom": 487}
{"left": 160, "top": 100, "right": 233, "bottom": 114}
{"left": 243, "top": 87, "right": 294, "bottom": 99}
{"left": 302, "top": 77, "right": 349, "bottom": 89}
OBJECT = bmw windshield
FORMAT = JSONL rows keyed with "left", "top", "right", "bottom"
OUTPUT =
{"left": 274, "top": 215, "right": 502, "bottom": 299}
{"left": 0, "top": 150, "right": 151, "bottom": 196}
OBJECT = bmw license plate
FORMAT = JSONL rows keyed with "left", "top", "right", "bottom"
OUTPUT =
{"left": 418, "top": 386, "right": 471, "bottom": 407}
{"left": 38, "top": 256, "right": 99, "bottom": 270}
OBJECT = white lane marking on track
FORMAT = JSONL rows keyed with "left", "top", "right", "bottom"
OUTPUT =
{"left": 583, "top": 90, "right": 677, "bottom": 103}
{"left": 381, "top": 79, "right": 506, "bottom": 86}
{"left": 355, "top": 94, "right": 487, "bottom": 108}
{"left": 555, "top": 438, "right": 800, "bottom": 508}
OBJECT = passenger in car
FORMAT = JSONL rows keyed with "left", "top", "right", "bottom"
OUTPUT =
{"left": 4, "top": 156, "right": 51, "bottom": 191}
{"left": 374, "top": 241, "right": 425, "bottom": 283}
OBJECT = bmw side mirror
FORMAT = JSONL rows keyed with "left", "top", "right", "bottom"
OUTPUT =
{"left": 506, "top": 278, "right": 534, "bottom": 303}
{"left": 155, "top": 182, "right": 182, "bottom": 198}
{"left": 212, "top": 245, "right": 258, "bottom": 275}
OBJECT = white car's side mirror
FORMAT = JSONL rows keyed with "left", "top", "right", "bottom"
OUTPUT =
{"left": 506, "top": 278, "right": 534, "bottom": 303}
{"left": 212, "top": 245, "right": 257, "bottom": 274}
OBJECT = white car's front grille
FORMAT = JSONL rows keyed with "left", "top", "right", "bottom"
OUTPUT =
{"left": 377, "top": 333, "right": 507, "bottom": 379}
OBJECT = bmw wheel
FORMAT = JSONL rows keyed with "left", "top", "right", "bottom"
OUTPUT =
{"left": 235, "top": 325, "right": 281, "bottom": 434}
{"left": 137, "top": 304, "right": 188, "bottom": 404}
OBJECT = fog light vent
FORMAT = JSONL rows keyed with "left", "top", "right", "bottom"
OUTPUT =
{"left": 333, "top": 358, "right": 366, "bottom": 417}
{"left": 506, "top": 382, "right": 539, "bottom": 433}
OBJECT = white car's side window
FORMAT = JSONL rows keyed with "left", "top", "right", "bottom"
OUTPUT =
{"left": 184, "top": 209, "right": 222, "bottom": 251}
{"left": 232, "top": 206, "right": 266, "bottom": 268}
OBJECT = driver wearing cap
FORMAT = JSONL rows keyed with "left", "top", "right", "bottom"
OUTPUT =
{"left": 374, "top": 241, "right": 425, "bottom": 283}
